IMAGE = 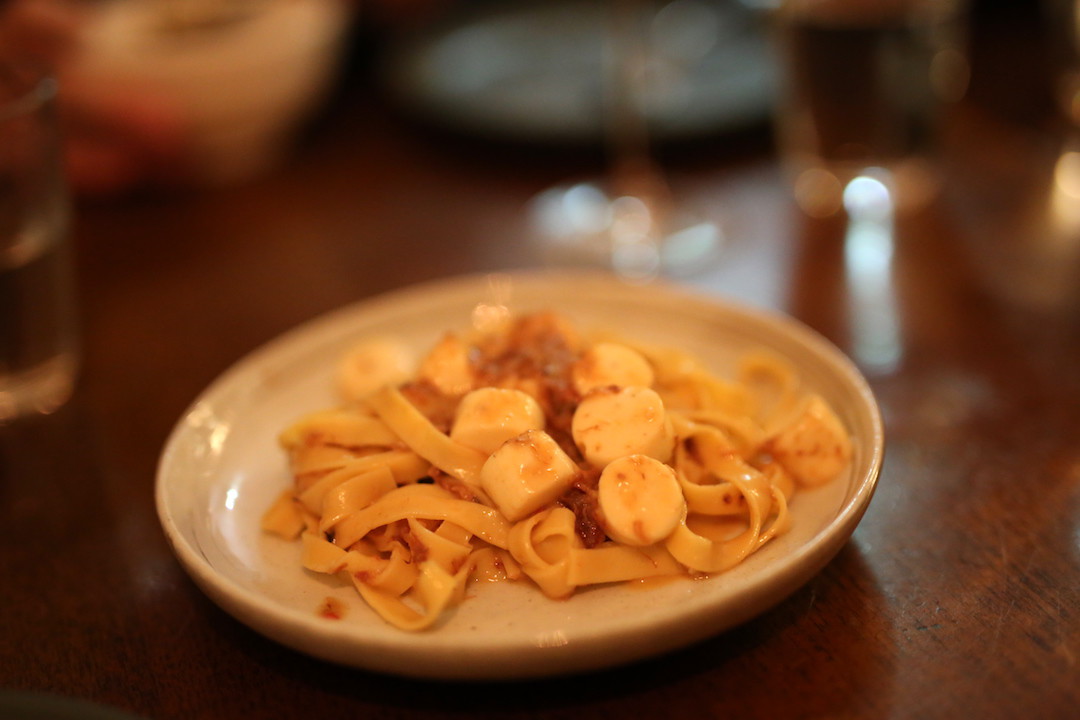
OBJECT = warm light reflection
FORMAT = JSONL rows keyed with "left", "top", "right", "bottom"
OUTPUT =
{"left": 472, "top": 302, "right": 512, "bottom": 333}
{"left": 843, "top": 173, "right": 903, "bottom": 375}
{"left": 610, "top": 195, "right": 661, "bottom": 282}
{"left": 1013, "top": 146, "right": 1080, "bottom": 309}
{"left": 531, "top": 182, "right": 609, "bottom": 240}
{"left": 185, "top": 401, "right": 230, "bottom": 460}
{"left": 535, "top": 629, "right": 569, "bottom": 648}
{"left": 929, "top": 47, "right": 970, "bottom": 104}
{"left": 528, "top": 181, "right": 621, "bottom": 268}
{"left": 1054, "top": 150, "right": 1080, "bottom": 202}
{"left": 471, "top": 274, "right": 514, "bottom": 333}
{"left": 208, "top": 424, "right": 229, "bottom": 455}
{"left": 527, "top": 179, "right": 719, "bottom": 278}
{"left": 794, "top": 167, "right": 844, "bottom": 218}
{"left": 663, "top": 220, "right": 722, "bottom": 269}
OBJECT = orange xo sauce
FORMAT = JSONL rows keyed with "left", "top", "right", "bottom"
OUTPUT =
{"left": 317, "top": 597, "right": 346, "bottom": 620}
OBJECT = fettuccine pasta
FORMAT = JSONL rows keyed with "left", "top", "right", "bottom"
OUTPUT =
{"left": 262, "top": 312, "right": 851, "bottom": 630}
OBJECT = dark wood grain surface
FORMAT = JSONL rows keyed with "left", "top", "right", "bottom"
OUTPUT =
{"left": 2, "top": 4, "right": 1078, "bottom": 718}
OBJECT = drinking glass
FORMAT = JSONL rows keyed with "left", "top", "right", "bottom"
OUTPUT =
{"left": 0, "top": 63, "right": 77, "bottom": 423}
{"left": 771, "top": 0, "right": 969, "bottom": 217}
{"left": 528, "top": 0, "right": 727, "bottom": 281}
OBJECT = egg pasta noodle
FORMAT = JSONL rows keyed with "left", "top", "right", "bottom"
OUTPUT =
{"left": 262, "top": 312, "right": 851, "bottom": 631}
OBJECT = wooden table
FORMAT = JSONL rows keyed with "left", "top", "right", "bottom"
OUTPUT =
{"left": 2, "top": 5, "right": 1078, "bottom": 718}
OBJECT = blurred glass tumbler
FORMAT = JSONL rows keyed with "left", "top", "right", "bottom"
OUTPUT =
{"left": 0, "top": 65, "right": 77, "bottom": 423}
{"left": 772, "top": 0, "right": 969, "bottom": 216}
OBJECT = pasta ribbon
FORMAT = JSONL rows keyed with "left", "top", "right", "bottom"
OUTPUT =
{"left": 683, "top": 409, "right": 766, "bottom": 457}
{"left": 317, "top": 466, "right": 398, "bottom": 532}
{"left": 298, "top": 458, "right": 392, "bottom": 514}
{"left": 351, "top": 542, "right": 418, "bottom": 596}
{"left": 302, "top": 531, "right": 420, "bottom": 596}
{"left": 665, "top": 470, "right": 790, "bottom": 573}
{"left": 279, "top": 408, "right": 399, "bottom": 450}
{"left": 676, "top": 445, "right": 767, "bottom": 518}
{"left": 567, "top": 543, "right": 683, "bottom": 586}
{"left": 352, "top": 559, "right": 472, "bottom": 632}
{"left": 469, "top": 546, "right": 521, "bottom": 582}
{"left": 508, "top": 507, "right": 582, "bottom": 599}
{"left": 405, "top": 518, "right": 472, "bottom": 576}
{"left": 332, "top": 484, "right": 510, "bottom": 550}
{"left": 301, "top": 530, "right": 350, "bottom": 574}
{"left": 365, "top": 385, "right": 486, "bottom": 488}
{"left": 261, "top": 490, "right": 305, "bottom": 539}
{"left": 290, "top": 444, "right": 365, "bottom": 484}
{"left": 738, "top": 350, "right": 801, "bottom": 433}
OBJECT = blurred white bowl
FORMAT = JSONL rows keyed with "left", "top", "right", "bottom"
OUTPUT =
{"left": 69, "top": 0, "right": 353, "bottom": 185}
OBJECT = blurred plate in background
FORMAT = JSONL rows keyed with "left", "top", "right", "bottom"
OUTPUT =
{"left": 383, "top": 0, "right": 776, "bottom": 143}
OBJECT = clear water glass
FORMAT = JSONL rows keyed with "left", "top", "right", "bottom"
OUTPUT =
{"left": 0, "top": 64, "right": 77, "bottom": 423}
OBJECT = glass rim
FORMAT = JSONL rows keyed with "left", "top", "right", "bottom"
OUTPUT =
{"left": 0, "top": 63, "right": 58, "bottom": 122}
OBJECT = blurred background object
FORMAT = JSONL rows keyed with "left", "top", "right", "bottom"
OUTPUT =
{"left": 379, "top": 0, "right": 772, "bottom": 280}
{"left": 66, "top": 0, "right": 355, "bottom": 191}
{"left": 0, "top": 62, "right": 78, "bottom": 423}
{"left": 936, "top": 0, "right": 1080, "bottom": 313}
{"left": 0, "top": 0, "right": 356, "bottom": 195}
{"left": 770, "top": 0, "right": 971, "bottom": 218}
{"left": 382, "top": 0, "right": 775, "bottom": 143}
{"left": 521, "top": 0, "right": 745, "bottom": 279}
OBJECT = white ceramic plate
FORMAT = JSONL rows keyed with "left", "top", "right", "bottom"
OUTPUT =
{"left": 156, "top": 270, "right": 884, "bottom": 680}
